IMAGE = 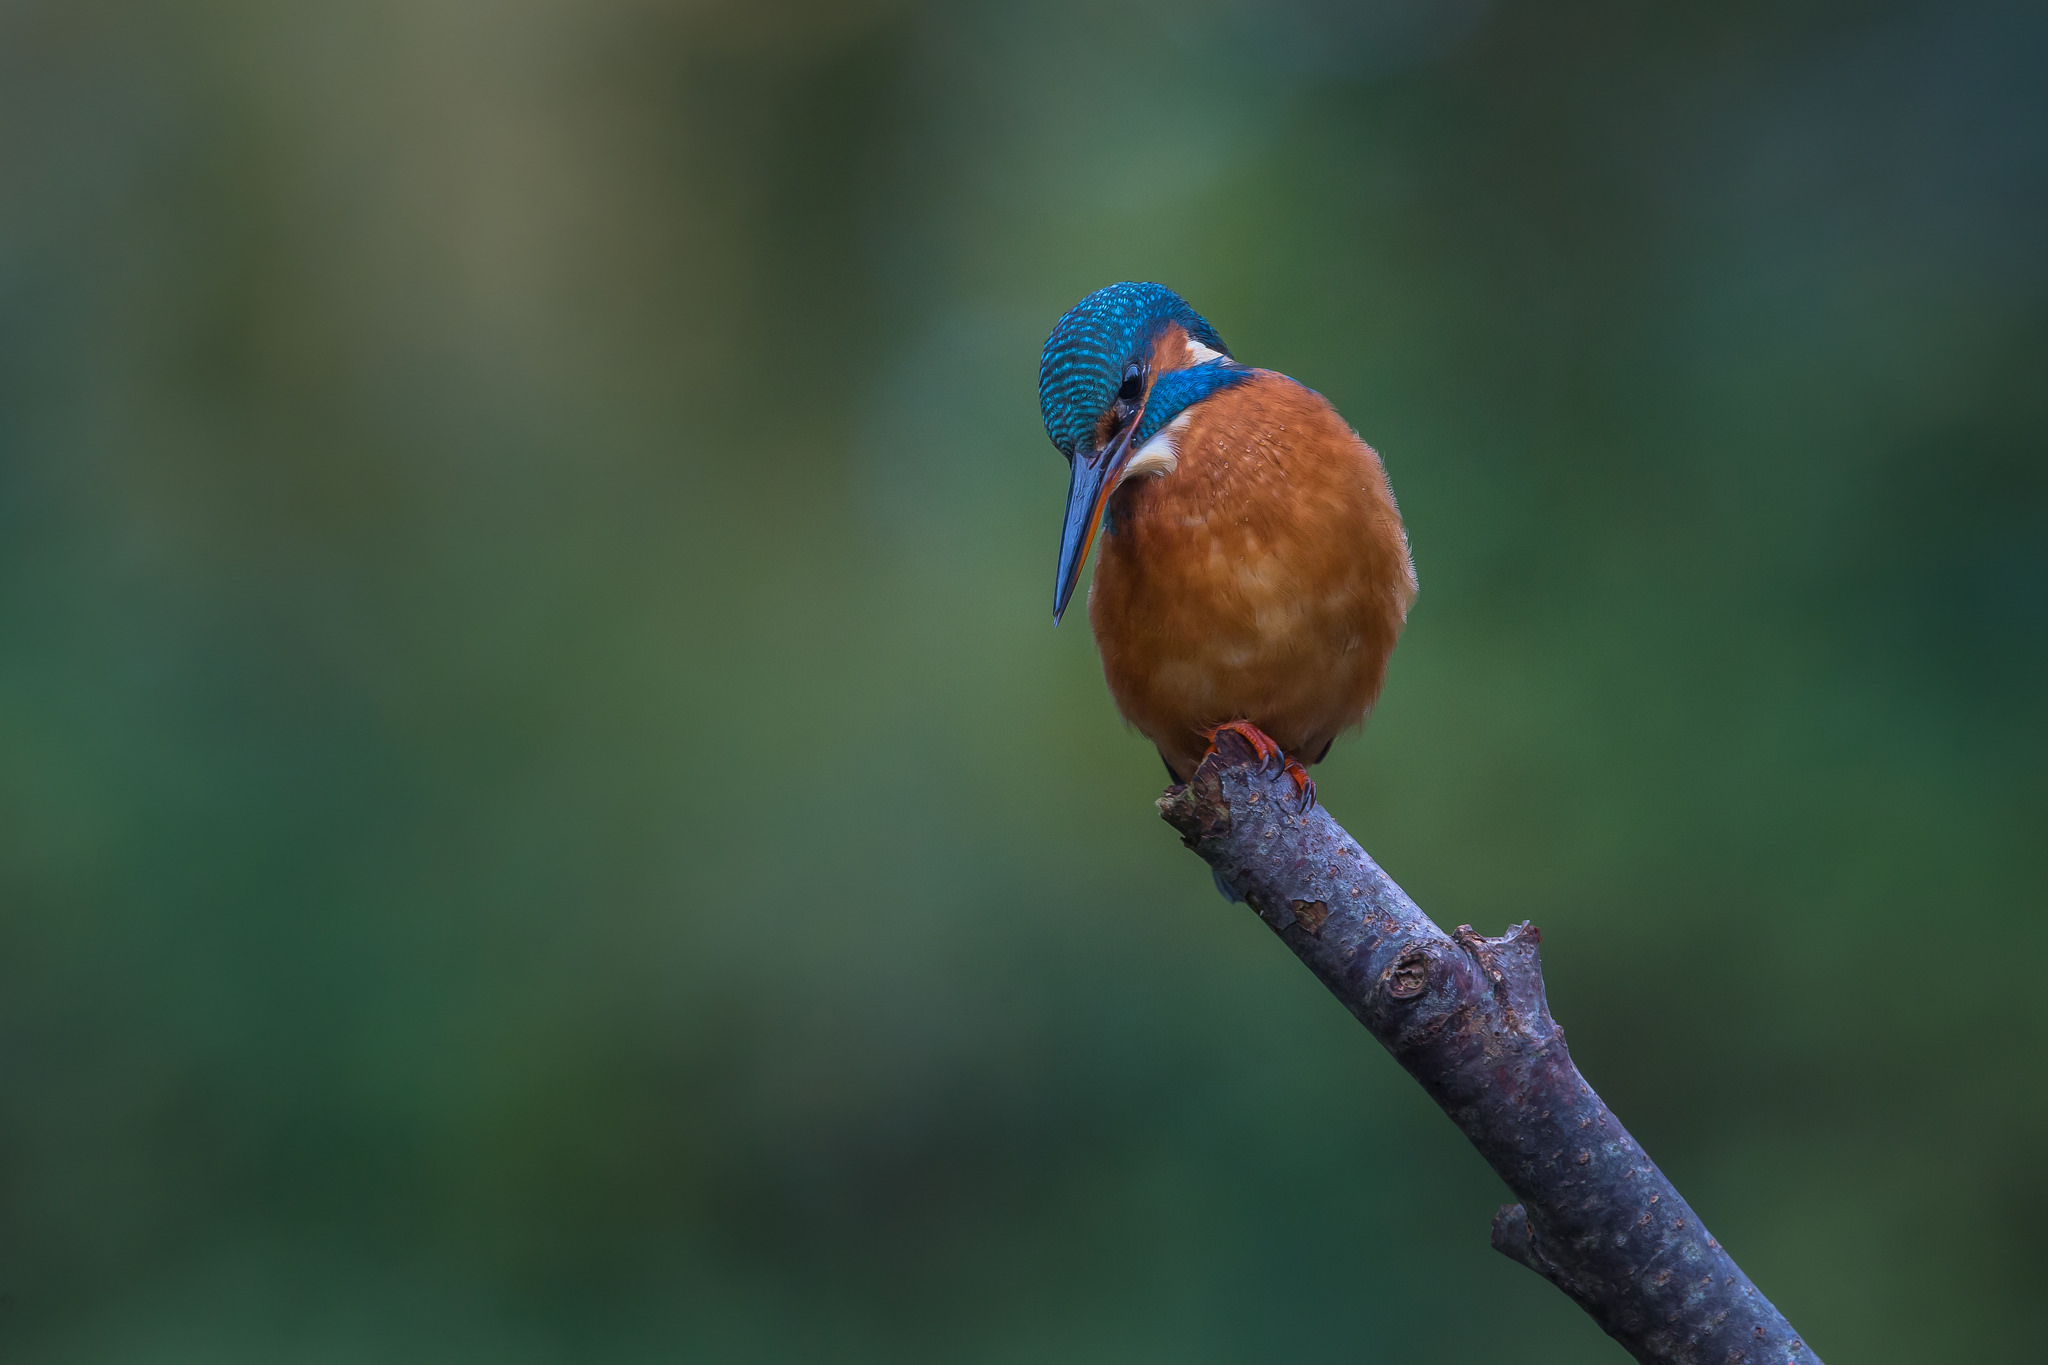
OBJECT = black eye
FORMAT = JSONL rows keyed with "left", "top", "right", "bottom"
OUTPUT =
{"left": 1116, "top": 368, "right": 1143, "bottom": 403}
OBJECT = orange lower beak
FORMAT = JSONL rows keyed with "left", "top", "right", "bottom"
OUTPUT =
{"left": 1053, "top": 410, "right": 1143, "bottom": 624}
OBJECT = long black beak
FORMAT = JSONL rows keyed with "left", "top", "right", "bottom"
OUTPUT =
{"left": 1053, "top": 411, "right": 1143, "bottom": 624}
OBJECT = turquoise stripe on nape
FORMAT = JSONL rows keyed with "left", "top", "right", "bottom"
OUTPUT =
{"left": 1134, "top": 362, "right": 1253, "bottom": 448}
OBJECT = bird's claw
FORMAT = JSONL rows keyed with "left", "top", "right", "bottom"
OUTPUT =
{"left": 1202, "top": 720, "right": 1317, "bottom": 814}
{"left": 1282, "top": 757, "right": 1317, "bottom": 814}
{"left": 1204, "top": 719, "right": 1285, "bottom": 768}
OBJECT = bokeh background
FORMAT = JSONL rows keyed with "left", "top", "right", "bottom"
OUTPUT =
{"left": 4, "top": 1, "right": 2045, "bottom": 1360}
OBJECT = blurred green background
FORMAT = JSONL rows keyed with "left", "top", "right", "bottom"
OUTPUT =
{"left": 3, "top": 1, "right": 2044, "bottom": 1360}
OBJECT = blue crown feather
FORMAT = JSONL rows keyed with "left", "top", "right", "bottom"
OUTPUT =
{"left": 1038, "top": 282, "right": 1234, "bottom": 457}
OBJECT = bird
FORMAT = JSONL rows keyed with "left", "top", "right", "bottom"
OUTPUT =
{"left": 1039, "top": 281, "right": 1416, "bottom": 837}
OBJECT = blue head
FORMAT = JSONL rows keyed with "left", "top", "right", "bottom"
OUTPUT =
{"left": 1039, "top": 282, "right": 1251, "bottom": 622}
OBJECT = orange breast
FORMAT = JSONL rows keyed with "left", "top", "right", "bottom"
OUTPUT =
{"left": 1088, "top": 371, "right": 1415, "bottom": 781}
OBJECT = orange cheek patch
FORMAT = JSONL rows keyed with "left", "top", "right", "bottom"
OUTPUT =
{"left": 1147, "top": 323, "right": 1193, "bottom": 375}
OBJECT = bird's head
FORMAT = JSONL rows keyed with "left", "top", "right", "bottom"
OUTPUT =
{"left": 1039, "top": 281, "right": 1251, "bottom": 624}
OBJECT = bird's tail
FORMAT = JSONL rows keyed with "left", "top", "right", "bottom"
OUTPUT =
{"left": 1211, "top": 867, "right": 1244, "bottom": 903}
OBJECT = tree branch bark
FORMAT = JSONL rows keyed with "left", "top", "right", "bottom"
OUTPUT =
{"left": 1158, "top": 729, "right": 1821, "bottom": 1365}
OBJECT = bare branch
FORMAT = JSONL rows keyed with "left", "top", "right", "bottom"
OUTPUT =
{"left": 1158, "top": 729, "right": 1821, "bottom": 1365}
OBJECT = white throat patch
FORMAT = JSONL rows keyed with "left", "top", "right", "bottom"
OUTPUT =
{"left": 1115, "top": 411, "right": 1190, "bottom": 489}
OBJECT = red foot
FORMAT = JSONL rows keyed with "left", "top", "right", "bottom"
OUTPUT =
{"left": 1201, "top": 721, "right": 1317, "bottom": 813}
{"left": 1203, "top": 719, "right": 1283, "bottom": 766}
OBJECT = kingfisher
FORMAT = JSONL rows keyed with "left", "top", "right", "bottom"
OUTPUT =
{"left": 1040, "top": 281, "right": 1416, "bottom": 826}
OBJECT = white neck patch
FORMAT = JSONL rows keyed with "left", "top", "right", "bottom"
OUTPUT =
{"left": 1184, "top": 337, "right": 1226, "bottom": 365}
{"left": 1115, "top": 411, "right": 1191, "bottom": 489}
